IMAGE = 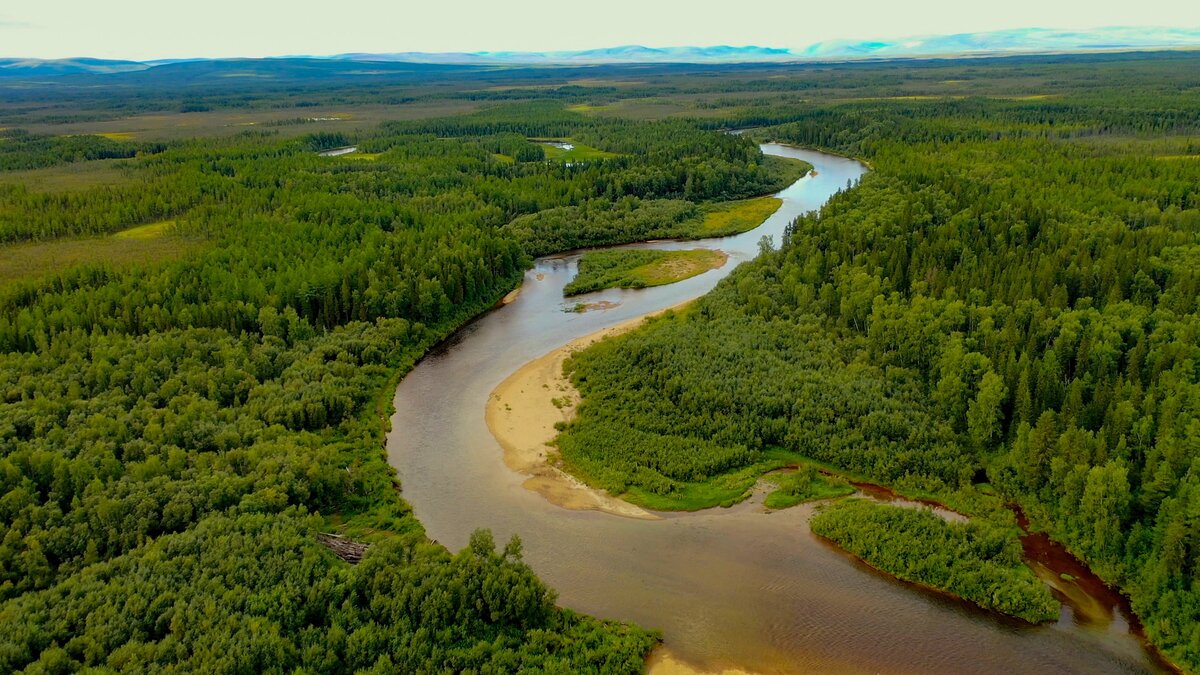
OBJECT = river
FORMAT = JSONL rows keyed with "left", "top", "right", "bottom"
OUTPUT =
{"left": 386, "top": 144, "right": 1165, "bottom": 673}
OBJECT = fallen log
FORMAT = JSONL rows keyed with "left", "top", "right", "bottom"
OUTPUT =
{"left": 317, "top": 532, "right": 369, "bottom": 564}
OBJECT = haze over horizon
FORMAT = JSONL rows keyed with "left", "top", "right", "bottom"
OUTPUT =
{"left": 2, "top": 0, "right": 1199, "bottom": 60}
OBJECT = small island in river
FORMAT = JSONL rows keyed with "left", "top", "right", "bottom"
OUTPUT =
{"left": 810, "top": 499, "right": 1060, "bottom": 623}
{"left": 563, "top": 248, "right": 728, "bottom": 296}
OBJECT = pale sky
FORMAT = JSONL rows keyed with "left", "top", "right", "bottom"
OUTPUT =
{"left": 3, "top": 0, "right": 1200, "bottom": 60}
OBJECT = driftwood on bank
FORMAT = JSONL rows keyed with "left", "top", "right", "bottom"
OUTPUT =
{"left": 317, "top": 533, "right": 370, "bottom": 564}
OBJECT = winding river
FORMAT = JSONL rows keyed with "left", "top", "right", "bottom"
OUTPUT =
{"left": 386, "top": 145, "right": 1165, "bottom": 674}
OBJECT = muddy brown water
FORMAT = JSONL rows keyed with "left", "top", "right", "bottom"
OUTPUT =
{"left": 386, "top": 145, "right": 1166, "bottom": 673}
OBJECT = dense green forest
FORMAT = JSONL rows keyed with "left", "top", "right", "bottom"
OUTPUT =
{"left": 558, "top": 76, "right": 1200, "bottom": 667}
{"left": 0, "top": 514, "right": 656, "bottom": 672}
{"left": 0, "top": 129, "right": 166, "bottom": 171}
{"left": 810, "top": 499, "right": 1059, "bottom": 622}
{"left": 0, "top": 104, "right": 798, "bottom": 670}
{"left": 506, "top": 159, "right": 803, "bottom": 257}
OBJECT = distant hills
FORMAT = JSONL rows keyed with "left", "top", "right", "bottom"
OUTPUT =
{"left": 328, "top": 45, "right": 798, "bottom": 65}
{"left": 0, "top": 57, "right": 150, "bottom": 77}
{"left": 335, "top": 28, "right": 1200, "bottom": 64}
{"left": 795, "top": 26, "right": 1200, "bottom": 60}
{"left": 2, "top": 26, "right": 1198, "bottom": 79}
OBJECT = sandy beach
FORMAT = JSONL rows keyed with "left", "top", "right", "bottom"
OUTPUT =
{"left": 485, "top": 301, "right": 695, "bottom": 519}
{"left": 646, "top": 648, "right": 755, "bottom": 675}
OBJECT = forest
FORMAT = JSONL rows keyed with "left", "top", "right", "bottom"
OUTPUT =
{"left": 0, "top": 104, "right": 793, "bottom": 670}
{"left": 557, "top": 68, "right": 1200, "bottom": 668}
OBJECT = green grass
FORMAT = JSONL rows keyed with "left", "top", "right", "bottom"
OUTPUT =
{"left": 759, "top": 448, "right": 1011, "bottom": 521}
{"left": 2, "top": 158, "right": 132, "bottom": 192}
{"left": 0, "top": 221, "right": 195, "bottom": 285}
{"left": 563, "top": 248, "right": 726, "bottom": 296}
{"left": 698, "top": 196, "right": 784, "bottom": 236}
{"left": 112, "top": 220, "right": 175, "bottom": 239}
{"left": 535, "top": 139, "right": 618, "bottom": 162}
{"left": 621, "top": 462, "right": 767, "bottom": 511}
{"left": 573, "top": 446, "right": 805, "bottom": 512}
{"left": 763, "top": 465, "right": 855, "bottom": 509}
{"left": 615, "top": 449, "right": 844, "bottom": 511}
{"left": 565, "top": 99, "right": 690, "bottom": 120}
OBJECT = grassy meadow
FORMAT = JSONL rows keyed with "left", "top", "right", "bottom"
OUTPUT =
{"left": 563, "top": 248, "right": 727, "bottom": 296}
{"left": 0, "top": 221, "right": 193, "bottom": 285}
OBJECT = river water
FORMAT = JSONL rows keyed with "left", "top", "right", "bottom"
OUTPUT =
{"left": 386, "top": 145, "right": 1164, "bottom": 673}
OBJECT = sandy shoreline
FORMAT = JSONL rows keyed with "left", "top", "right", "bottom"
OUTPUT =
{"left": 499, "top": 287, "right": 521, "bottom": 305}
{"left": 485, "top": 301, "right": 694, "bottom": 520}
{"left": 646, "top": 648, "right": 755, "bottom": 675}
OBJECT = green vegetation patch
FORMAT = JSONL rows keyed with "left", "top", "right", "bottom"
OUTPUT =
{"left": 509, "top": 194, "right": 788, "bottom": 259}
{"left": 1, "top": 157, "right": 133, "bottom": 192}
{"left": 623, "top": 463, "right": 767, "bottom": 511}
{"left": 0, "top": 129, "right": 150, "bottom": 172}
{"left": 811, "top": 499, "right": 1058, "bottom": 623}
{"left": 761, "top": 154, "right": 813, "bottom": 188}
{"left": 112, "top": 219, "right": 174, "bottom": 239}
{"left": 537, "top": 139, "right": 618, "bottom": 162}
{"left": 698, "top": 196, "right": 785, "bottom": 236}
{"left": 0, "top": 226, "right": 194, "bottom": 285}
{"left": 563, "top": 248, "right": 727, "bottom": 296}
{"left": 508, "top": 199, "right": 699, "bottom": 256}
{"left": 763, "top": 465, "right": 855, "bottom": 509}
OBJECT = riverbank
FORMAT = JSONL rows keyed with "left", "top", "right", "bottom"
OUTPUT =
{"left": 485, "top": 301, "right": 694, "bottom": 519}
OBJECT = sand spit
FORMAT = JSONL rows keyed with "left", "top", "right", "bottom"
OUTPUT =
{"left": 485, "top": 302, "right": 692, "bottom": 519}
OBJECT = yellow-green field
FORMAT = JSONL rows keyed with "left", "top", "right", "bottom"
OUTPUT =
{"left": 0, "top": 221, "right": 194, "bottom": 285}
{"left": 537, "top": 140, "right": 619, "bottom": 162}
{"left": 566, "top": 99, "right": 690, "bottom": 120}
{"left": 625, "top": 248, "right": 727, "bottom": 287}
{"left": 14, "top": 102, "right": 483, "bottom": 141}
{"left": 112, "top": 220, "right": 175, "bottom": 239}
{"left": 563, "top": 248, "right": 727, "bottom": 296}
{"left": 3, "top": 158, "right": 132, "bottom": 192}
{"left": 699, "top": 196, "right": 784, "bottom": 236}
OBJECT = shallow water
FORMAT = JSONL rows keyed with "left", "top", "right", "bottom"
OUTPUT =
{"left": 317, "top": 146, "right": 358, "bottom": 157}
{"left": 387, "top": 145, "right": 1165, "bottom": 673}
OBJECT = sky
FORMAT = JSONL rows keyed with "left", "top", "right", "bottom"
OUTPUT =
{"left": 3, "top": 0, "right": 1200, "bottom": 60}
